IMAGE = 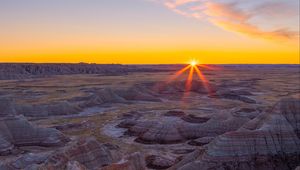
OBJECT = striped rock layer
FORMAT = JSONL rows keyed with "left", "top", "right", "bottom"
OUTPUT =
{"left": 0, "top": 97, "right": 69, "bottom": 155}
{"left": 176, "top": 98, "right": 300, "bottom": 170}
{"left": 121, "top": 112, "right": 249, "bottom": 144}
{"left": 43, "top": 138, "right": 114, "bottom": 170}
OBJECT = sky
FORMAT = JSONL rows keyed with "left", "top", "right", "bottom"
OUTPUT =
{"left": 0, "top": 0, "right": 299, "bottom": 64}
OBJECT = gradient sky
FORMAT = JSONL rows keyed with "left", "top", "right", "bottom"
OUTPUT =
{"left": 0, "top": 0, "right": 299, "bottom": 64}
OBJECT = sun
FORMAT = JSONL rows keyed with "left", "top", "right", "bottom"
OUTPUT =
{"left": 190, "top": 60, "right": 198, "bottom": 67}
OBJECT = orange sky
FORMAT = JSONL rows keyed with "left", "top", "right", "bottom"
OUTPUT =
{"left": 0, "top": 0, "right": 299, "bottom": 64}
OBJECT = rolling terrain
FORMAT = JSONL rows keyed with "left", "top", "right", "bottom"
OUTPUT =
{"left": 0, "top": 64, "right": 299, "bottom": 170}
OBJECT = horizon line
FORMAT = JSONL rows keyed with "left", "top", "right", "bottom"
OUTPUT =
{"left": 0, "top": 62, "right": 299, "bottom": 65}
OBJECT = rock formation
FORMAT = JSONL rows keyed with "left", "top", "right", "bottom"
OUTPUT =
{"left": 80, "top": 88, "right": 128, "bottom": 107}
{"left": 74, "top": 86, "right": 161, "bottom": 108}
{"left": 173, "top": 98, "right": 300, "bottom": 170}
{"left": 43, "top": 138, "right": 114, "bottom": 169}
{"left": 0, "top": 97, "right": 69, "bottom": 156}
{"left": 120, "top": 112, "right": 249, "bottom": 144}
{"left": 0, "top": 138, "right": 122, "bottom": 170}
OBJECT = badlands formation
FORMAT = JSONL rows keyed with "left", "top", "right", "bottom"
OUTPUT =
{"left": 0, "top": 64, "right": 299, "bottom": 170}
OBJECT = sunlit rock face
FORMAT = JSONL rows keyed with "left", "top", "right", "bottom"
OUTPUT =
{"left": 176, "top": 98, "right": 300, "bottom": 170}
{"left": 0, "top": 97, "right": 69, "bottom": 156}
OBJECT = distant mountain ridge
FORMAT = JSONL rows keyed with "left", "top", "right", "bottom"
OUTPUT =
{"left": 0, "top": 63, "right": 166, "bottom": 80}
{"left": 0, "top": 63, "right": 298, "bottom": 80}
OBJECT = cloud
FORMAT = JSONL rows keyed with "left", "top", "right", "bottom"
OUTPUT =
{"left": 154, "top": 0, "right": 299, "bottom": 42}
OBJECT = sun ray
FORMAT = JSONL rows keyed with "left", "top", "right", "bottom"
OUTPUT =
{"left": 186, "top": 66, "right": 194, "bottom": 91}
{"left": 164, "top": 60, "right": 217, "bottom": 101}
{"left": 152, "top": 64, "right": 191, "bottom": 92}
{"left": 167, "top": 64, "right": 191, "bottom": 83}
{"left": 194, "top": 66, "right": 211, "bottom": 93}
{"left": 183, "top": 65, "right": 194, "bottom": 99}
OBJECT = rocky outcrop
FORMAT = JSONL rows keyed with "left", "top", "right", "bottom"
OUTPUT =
{"left": 80, "top": 88, "right": 128, "bottom": 107}
{"left": 0, "top": 115, "right": 69, "bottom": 155}
{"left": 203, "top": 98, "right": 300, "bottom": 160}
{"left": 70, "top": 80, "right": 218, "bottom": 108}
{"left": 0, "top": 97, "right": 69, "bottom": 155}
{"left": 120, "top": 112, "right": 249, "bottom": 144}
{"left": 43, "top": 138, "right": 114, "bottom": 169}
{"left": 172, "top": 98, "right": 300, "bottom": 170}
{"left": 76, "top": 86, "right": 162, "bottom": 108}
{"left": 0, "top": 137, "right": 125, "bottom": 170}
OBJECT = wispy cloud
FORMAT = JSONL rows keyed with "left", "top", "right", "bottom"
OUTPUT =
{"left": 152, "top": 0, "right": 299, "bottom": 42}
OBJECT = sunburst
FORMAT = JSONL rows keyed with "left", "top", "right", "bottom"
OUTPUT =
{"left": 167, "top": 60, "right": 218, "bottom": 99}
